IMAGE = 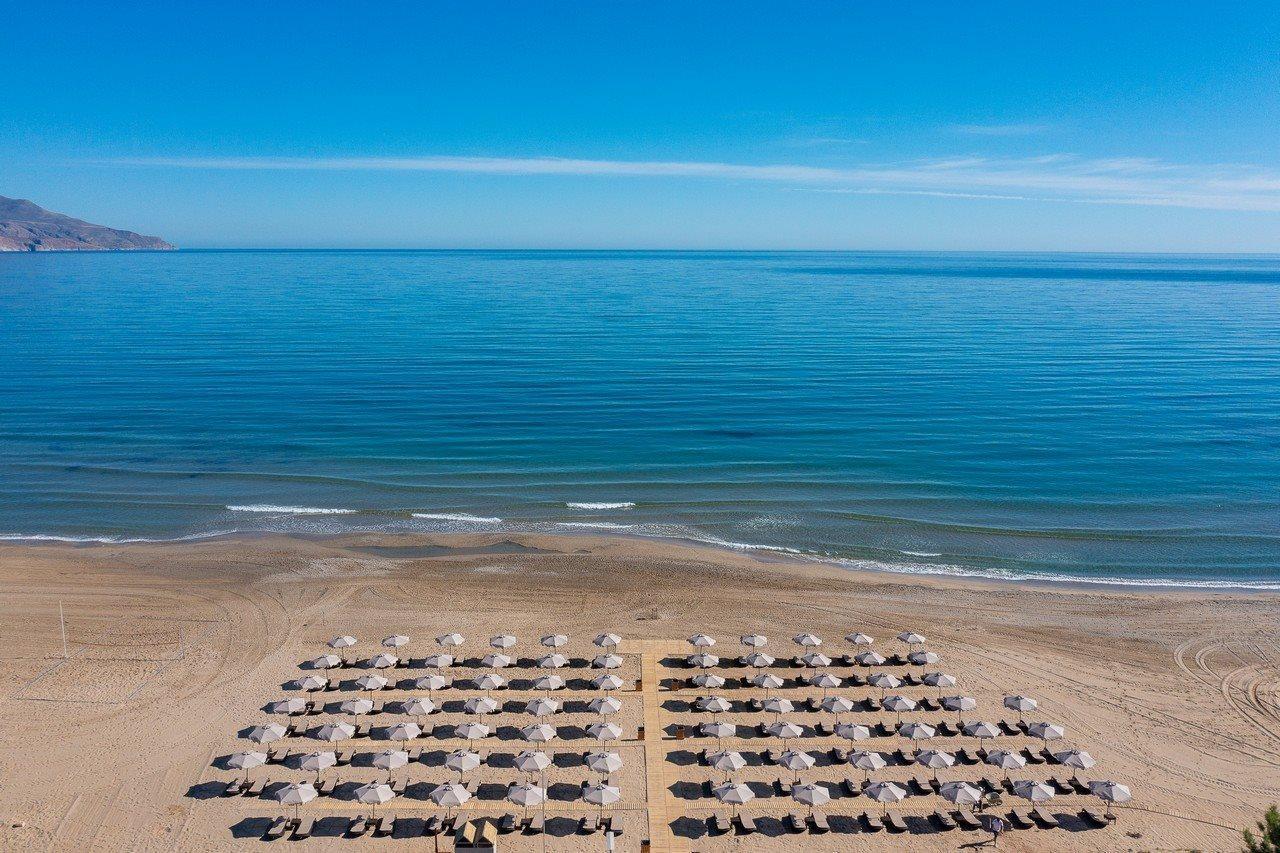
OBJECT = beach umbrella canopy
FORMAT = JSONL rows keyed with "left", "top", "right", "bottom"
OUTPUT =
{"left": 898, "top": 631, "right": 927, "bottom": 646}
{"left": 535, "top": 674, "right": 567, "bottom": 691}
{"left": 686, "top": 653, "right": 718, "bottom": 669}
{"left": 865, "top": 781, "right": 907, "bottom": 805}
{"left": 688, "top": 634, "right": 717, "bottom": 647}
{"left": 850, "top": 750, "right": 887, "bottom": 772}
{"left": 923, "top": 672, "right": 957, "bottom": 689}
{"left": 701, "top": 721, "right": 736, "bottom": 739}
{"left": 355, "top": 782, "right": 395, "bottom": 806}
{"left": 271, "top": 697, "right": 308, "bottom": 715}
{"left": 1029, "top": 722, "right": 1066, "bottom": 742}
{"left": 882, "top": 695, "right": 917, "bottom": 713}
{"left": 745, "top": 652, "right": 776, "bottom": 668}
{"left": 909, "top": 650, "right": 941, "bottom": 666}
{"left": 454, "top": 722, "right": 489, "bottom": 741}
{"left": 1004, "top": 695, "right": 1038, "bottom": 714}
{"left": 593, "top": 633, "right": 622, "bottom": 649}
{"left": 763, "top": 697, "right": 795, "bottom": 715}
{"left": 475, "top": 673, "right": 506, "bottom": 691}
{"left": 539, "top": 653, "right": 568, "bottom": 669}
{"left": 768, "top": 721, "right": 804, "bottom": 740}
{"left": 800, "top": 652, "right": 832, "bottom": 668}
{"left": 482, "top": 653, "right": 513, "bottom": 669}
{"left": 1013, "top": 780, "right": 1056, "bottom": 803}
{"left": 857, "top": 651, "right": 887, "bottom": 666}
{"left": 507, "top": 783, "right": 546, "bottom": 808}
{"left": 423, "top": 653, "right": 454, "bottom": 669}
{"left": 940, "top": 781, "right": 983, "bottom": 806}
{"left": 916, "top": 749, "right": 956, "bottom": 770}
{"left": 986, "top": 750, "right": 1027, "bottom": 771}
{"left": 315, "top": 722, "right": 355, "bottom": 742}
{"left": 525, "top": 697, "right": 561, "bottom": 717}
{"left": 1090, "top": 780, "right": 1132, "bottom": 804}
{"left": 403, "top": 697, "right": 435, "bottom": 717}
{"left": 275, "top": 781, "right": 317, "bottom": 807}
{"left": 328, "top": 636, "right": 357, "bottom": 650}
{"left": 809, "top": 672, "right": 841, "bottom": 689}
{"left": 751, "top": 673, "right": 785, "bottom": 691}
{"left": 415, "top": 674, "right": 448, "bottom": 691}
{"left": 692, "top": 673, "right": 726, "bottom": 689}
{"left": 821, "top": 696, "right": 856, "bottom": 714}
{"left": 1055, "top": 749, "right": 1096, "bottom": 772}
{"left": 436, "top": 633, "right": 465, "bottom": 648}
{"left": 521, "top": 723, "right": 557, "bottom": 743}
{"left": 942, "top": 695, "right": 977, "bottom": 713}
{"left": 355, "top": 674, "right": 387, "bottom": 691}
{"left": 372, "top": 749, "right": 409, "bottom": 772}
{"left": 793, "top": 633, "right": 823, "bottom": 647}
{"left": 540, "top": 634, "right": 568, "bottom": 648}
{"left": 387, "top": 721, "right": 422, "bottom": 742}
{"left": 445, "top": 749, "right": 483, "bottom": 774}
{"left": 299, "top": 750, "right": 336, "bottom": 774}
{"left": 835, "top": 723, "right": 871, "bottom": 743}
{"left": 964, "top": 721, "right": 1001, "bottom": 740}
{"left": 586, "top": 750, "right": 624, "bottom": 774}
{"left": 490, "top": 634, "right": 517, "bottom": 649}
{"left": 340, "top": 698, "right": 374, "bottom": 716}
{"left": 228, "top": 750, "right": 268, "bottom": 771}
{"left": 707, "top": 750, "right": 747, "bottom": 773}
{"left": 368, "top": 652, "right": 397, "bottom": 669}
{"left": 430, "top": 782, "right": 471, "bottom": 807}
{"left": 310, "top": 654, "right": 341, "bottom": 670}
{"left": 740, "top": 634, "right": 768, "bottom": 648}
{"left": 297, "top": 675, "right": 328, "bottom": 692}
{"left": 792, "top": 783, "right": 830, "bottom": 808}
{"left": 593, "top": 653, "right": 624, "bottom": 669}
{"left": 779, "top": 749, "right": 816, "bottom": 773}
{"left": 514, "top": 750, "right": 551, "bottom": 774}
{"left": 382, "top": 635, "right": 409, "bottom": 648}
{"left": 464, "top": 696, "right": 499, "bottom": 716}
{"left": 584, "top": 783, "right": 622, "bottom": 806}
{"left": 868, "top": 672, "right": 901, "bottom": 690}
{"left": 592, "top": 674, "right": 624, "bottom": 691}
{"left": 899, "top": 722, "right": 937, "bottom": 742}
{"left": 713, "top": 782, "right": 755, "bottom": 805}
{"left": 588, "top": 695, "right": 623, "bottom": 715}
{"left": 846, "top": 632, "right": 875, "bottom": 646}
{"left": 588, "top": 721, "right": 623, "bottom": 742}
{"left": 697, "top": 696, "right": 731, "bottom": 714}
{"left": 247, "top": 723, "right": 287, "bottom": 744}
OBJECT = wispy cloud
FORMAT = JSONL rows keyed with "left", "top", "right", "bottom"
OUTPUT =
{"left": 100, "top": 154, "right": 1280, "bottom": 212}
{"left": 951, "top": 123, "right": 1049, "bottom": 136}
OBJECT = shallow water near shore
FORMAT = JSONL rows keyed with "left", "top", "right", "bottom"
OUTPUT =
{"left": 1, "top": 249, "right": 1278, "bottom": 587}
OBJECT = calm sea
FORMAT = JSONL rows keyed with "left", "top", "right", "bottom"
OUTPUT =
{"left": 1, "top": 250, "right": 1277, "bottom": 588}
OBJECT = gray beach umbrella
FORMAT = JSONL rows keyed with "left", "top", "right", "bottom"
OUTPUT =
{"left": 521, "top": 723, "right": 557, "bottom": 743}
{"left": 698, "top": 695, "right": 732, "bottom": 715}
{"left": 1055, "top": 749, "right": 1096, "bottom": 778}
{"left": 740, "top": 634, "right": 768, "bottom": 648}
{"left": 846, "top": 632, "right": 875, "bottom": 646}
{"left": 850, "top": 749, "right": 887, "bottom": 780}
{"left": 752, "top": 673, "right": 784, "bottom": 693}
{"left": 587, "top": 721, "right": 623, "bottom": 742}
{"left": 274, "top": 781, "right": 318, "bottom": 820}
{"left": 355, "top": 674, "right": 387, "bottom": 692}
{"left": 311, "top": 653, "right": 342, "bottom": 670}
{"left": 454, "top": 721, "right": 489, "bottom": 743}
{"left": 768, "top": 721, "right": 804, "bottom": 748}
{"left": 382, "top": 634, "right": 409, "bottom": 649}
{"left": 964, "top": 721, "right": 1001, "bottom": 741}
{"left": 701, "top": 721, "right": 736, "bottom": 743}
{"left": 986, "top": 749, "right": 1027, "bottom": 774}
{"left": 692, "top": 673, "right": 727, "bottom": 689}
{"left": 387, "top": 721, "right": 423, "bottom": 743}
{"left": 540, "top": 634, "right": 568, "bottom": 648}
{"left": 593, "top": 653, "right": 624, "bottom": 669}
{"left": 475, "top": 673, "right": 506, "bottom": 692}
{"left": 490, "top": 634, "right": 517, "bottom": 649}
{"left": 368, "top": 652, "right": 398, "bottom": 669}
{"left": 868, "top": 672, "right": 901, "bottom": 691}
{"left": 584, "top": 783, "right": 622, "bottom": 808}
{"left": 506, "top": 782, "right": 546, "bottom": 809}
{"left": 800, "top": 651, "right": 832, "bottom": 668}
{"left": 707, "top": 749, "right": 747, "bottom": 775}
{"left": 809, "top": 671, "right": 841, "bottom": 695}
{"left": 539, "top": 653, "right": 568, "bottom": 669}
{"left": 763, "top": 696, "right": 794, "bottom": 716}
{"left": 916, "top": 749, "right": 956, "bottom": 779}
{"left": 482, "top": 653, "right": 513, "bottom": 669}
{"left": 436, "top": 633, "right": 464, "bottom": 648}
{"left": 923, "top": 672, "right": 957, "bottom": 692}
{"left": 271, "top": 697, "right": 308, "bottom": 715}
{"left": 297, "top": 675, "right": 328, "bottom": 692}
{"left": 745, "top": 652, "right": 776, "bottom": 669}
{"left": 464, "top": 695, "right": 499, "bottom": 716}
{"left": 445, "top": 748, "right": 483, "bottom": 775}
{"left": 415, "top": 674, "right": 449, "bottom": 692}
{"left": 898, "top": 722, "right": 937, "bottom": 749}
{"left": 592, "top": 674, "right": 624, "bottom": 691}
{"left": 1013, "top": 780, "right": 1056, "bottom": 803}
{"left": 588, "top": 695, "right": 623, "bottom": 716}
{"left": 865, "top": 780, "right": 907, "bottom": 813}
{"left": 227, "top": 750, "right": 268, "bottom": 778}
{"left": 940, "top": 780, "right": 983, "bottom": 806}
{"left": 430, "top": 781, "right": 471, "bottom": 807}
{"left": 328, "top": 636, "right": 357, "bottom": 659}
{"left": 713, "top": 781, "right": 754, "bottom": 807}
{"left": 372, "top": 749, "right": 409, "bottom": 774}
{"left": 340, "top": 697, "right": 374, "bottom": 718}
{"left": 688, "top": 633, "right": 717, "bottom": 647}
{"left": 593, "top": 633, "right": 622, "bottom": 649}
{"left": 535, "top": 674, "right": 567, "bottom": 692}
{"left": 882, "top": 694, "right": 917, "bottom": 722}
{"left": 423, "top": 653, "right": 454, "bottom": 669}
{"left": 247, "top": 723, "right": 287, "bottom": 744}
{"left": 792, "top": 633, "right": 823, "bottom": 648}
{"left": 299, "top": 750, "right": 336, "bottom": 779}
{"left": 792, "top": 782, "right": 830, "bottom": 811}
{"left": 897, "top": 631, "right": 927, "bottom": 646}
{"left": 857, "top": 651, "right": 887, "bottom": 667}
{"left": 821, "top": 695, "right": 856, "bottom": 716}
{"left": 1029, "top": 722, "right": 1066, "bottom": 742}
{"left": 586, "top": 750, "right": 624, "bottom": 775}
{"left": 525, "top": 697, "right": 561, "bottom": 717}
{"left": 835, "top": 722, "right": 871, "bottom": 744}
{"left": 514, "top": 750, "right": 551, "bottom": 775}
{"left": 403, "top": 696, "right": 435, "bottom": 721}
{"left": 315, "top": 721, "right": 355, "bottom": 742}
{"left": 686, "top": 652, "right": 718, "bottom": 669}
{"left": 909, "top": 650, "right": 941, "bottom": 668}
{"left": 355, "top": 781, "right": 395, "bottom": 811}
{"left": 1004, "top": 694, "right": 1038, "bottom": 719}
{"left": 779, "top": 748, "right": 816, "bottom": 780}
{"left": 942, "top": 695, "right": 978, "bottom": 721}
{"left": 1089, "top": 780, "right": 1132, "bottom": 817}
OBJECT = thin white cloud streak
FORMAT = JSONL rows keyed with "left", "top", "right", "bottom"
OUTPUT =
{"left": 951, "top": 123, "right": 1049, "bottom": 136}
{"left": 100, "top": 154, "right": 1280, "bottom": 212}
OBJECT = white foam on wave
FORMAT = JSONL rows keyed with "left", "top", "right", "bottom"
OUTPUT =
{"left": 0, "top": 530, "right": 237, "bottom": 545}
{"left": 228, "top": 504, "right": 357, "bottom": 515}
{"left": 566, "top": 502, "right": 636, "bottom": 510}
{"left": 412, "top": 513, "right": 503, "bottom": 524}
{"left": 556, "top": 522, "right": 635, "bottom": 530}
{"left": 900, "top": 550, "right": 943, "bottom": 557}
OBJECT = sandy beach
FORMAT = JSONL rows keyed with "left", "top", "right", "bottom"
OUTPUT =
{"left": 0, "top": 531, "right": 1276, "bottom": 852}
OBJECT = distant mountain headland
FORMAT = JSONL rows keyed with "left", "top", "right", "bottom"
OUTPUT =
{"left": 0, "top": 196, "right": 175, "bottom": 251}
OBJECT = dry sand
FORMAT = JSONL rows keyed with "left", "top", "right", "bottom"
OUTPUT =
{"left": 0, "top": 531, "right": 1277, "bottom": 852}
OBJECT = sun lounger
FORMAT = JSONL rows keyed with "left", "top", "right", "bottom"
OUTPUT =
{"left": 391, "top": 777, "right": 407, "bottom": 795}
{"left": 920, "top": 697, "right": 940, "bottom": 711}
{"left": 391, "top": 815, "right": 411, "bottom": 836}
{"left": 1080, "top": 807, "right": 1112, "bottom": 826}
{"left": 784, "top": 812, "right": 805, "bottom": 833}
{"left": 349, "top": 815, "right": 369, "bottom": 836}
{"left": 421, "top": 815, "right": 440, "bottom": 835}
{"left": 1071, "top": 778, "right": 1092, "bottom": 795}
{"left": 607, "top": 814, "right": 625, "bottom": 836}
{"left": 1045, "top": 776, "right": 1072, "bottom": 794}
{"left": 246, "top": 778, "right": 267, "bottom": 797}
{"left": 221, "top": 778, "right": 248, "bottom": 797}
{"left": 370, "top": 815, "right": 389, "bottom": 837}
{"left": 999, "top": 720, "right": 1020, "bottom": 736}
{"left": 1031, "top": 807, "right": 1059, "bottom": 828}
{"left": 524, "top": 814, "right": 543, "bottom": 834}
{"left": 885, "top": 812, "right": 908, "bottom": 833}
{"left": 266, "top": 746, "right": 286, "bottom": 764}
{"left": 840, "top": 778, "right": 861, "bottom": 797}
{"left": 931, "top": 809, "right": 956, "bottom": 830}
{"left": 830, "top": 747, "right": 847, "bottom": 763}
{"left": 1022, "top": 747, "right": 1046, "bottom": 764}
{"left": 711, "top": 813, "right": 732, "bottom": 834}
{"left": 849, "top": 673, "right": 867, "bottom": 686}
{"left": 938, "top": 721, "right": 959, "bottom": 737}
{"left": 908, "top": 777, "right": 931, "bottom": 796}
{"left": 747, "top": 698, "right": 764, "bottom": 712}
{"left": 355, "top": 723, "right": 370, "bottom": 738}
{"left": 293, "top": 817, "right": 314, "bottom": 839}
{"left": 764, "top": 748, "right": 782, "bottom": 765}
{"left": 815, "top": 722, "right": 835, "bottom": 737}
{"left": 1008, "top": 808, "right": 1035, "bottom": 829}
{"left": 956, "top": 747, "right": 979, "bottom": 764}
{"left": 954, "top": 809, "right": 982, "bottom": 830}
{"left": 584, "top": 813, "right": 604, "bottom": 834}
{"left": 862, "top": 811, "right": 884, "bottom": 831}
{"left": 498, "top": 814, "right": 517, "bottom": 833}
{"left": 734, "top": 813, "right": 756, "bottom": 834}
{"left": 773, "top": 777, "right": 792, "bottom": 796}
{"left": 317, "top": 777, "right": 337, "bottom": 796}
{"left": 264, "top": 816, "right": 289, "bottom": 840}
{"left": 803, "top": 696, "right": 821, "bottom": 712}
{"left": 810, "top": 812, "right": 831, "bottom": 832}
{"left": 336, "top": 749, "right": 352, "bottom": 766}
{"left": 902, "top": 673, "right": 919, "bottom": 685}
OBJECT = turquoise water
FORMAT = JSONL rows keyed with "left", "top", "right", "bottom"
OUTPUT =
{"left": 2, "top": 250, "right": 1278, "bottom": 588}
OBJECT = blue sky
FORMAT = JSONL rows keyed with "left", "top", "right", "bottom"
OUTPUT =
{"left": 3, "top": 2, "right": 1279, "bottom": 250}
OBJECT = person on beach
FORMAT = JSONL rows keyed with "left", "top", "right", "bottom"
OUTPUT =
{"left": 990, "top": 815, "right": 1005, "bottom": 846}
